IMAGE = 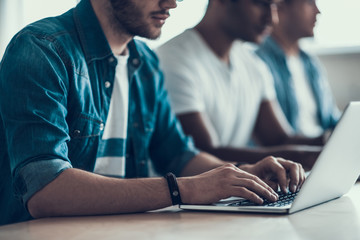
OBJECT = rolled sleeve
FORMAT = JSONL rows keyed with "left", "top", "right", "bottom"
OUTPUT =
{"left": 0, "top": 32, "right": 74, "bottom": 208}
{"left": 14, "top": 159, "right": 72, "bottom": 206}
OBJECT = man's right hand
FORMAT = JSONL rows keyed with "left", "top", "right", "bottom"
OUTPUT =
{"left": 178, "top": 156, "right": 305, "bottom": 205}
{"left": 178, "top": 163, "right": 279, "bottom": 205}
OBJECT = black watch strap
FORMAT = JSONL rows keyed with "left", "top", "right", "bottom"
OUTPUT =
{"left": 164, "top": 172, "right": 182, "bottom": 205}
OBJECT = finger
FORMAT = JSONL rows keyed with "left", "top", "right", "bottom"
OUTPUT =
{"left": 264, "top": 179, "right": 279, "bottom": 192}
{"left": 233, "top": 186, "right": 264, "bottom": 204}
{"left": 297, "top": 166, "right": 306, "bottom": 191}
{"left": 266, "top": 157, "right": 288, "bottom": 193}
{"left": 279, "top": 159, "right": 306, "bottom": 193}
{"left": 277, "top": 158, "right": 302, "bottom": 193}
{"left": 234, "top": 169, "right": 278, "bottom": 196}
{"left": 284, "top": 161, "right": 300, "bottom": 193}
{"left": 234, "top": 176, "right": 278, "bottom": 202}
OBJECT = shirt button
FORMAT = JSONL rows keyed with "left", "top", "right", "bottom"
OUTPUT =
{"left": 132, "top": 122, "right": 139, "bottom": 128}
{"left": 105, "top": 81, "right": 111, "bottom": 88}
{"left": 108, "top": 57, "right": 115, "bottom": 63}
{"left": 99, "top": 123, "right": 104, "bottom": 131}
{"left": 132, "top": 58, "right": 140, "bottom": 66}
{"left": 73, "top": 130, "right": 81, "bottom": 137}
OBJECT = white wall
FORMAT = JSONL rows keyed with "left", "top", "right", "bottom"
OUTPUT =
{"left": 315, "top": 48, "right": 360, "bottom": 110}
{"left": 0, "top": 0, "right": 77, "bottom": 58}
{"left": 0, "top": 0, "right": 24, "bottom": 57}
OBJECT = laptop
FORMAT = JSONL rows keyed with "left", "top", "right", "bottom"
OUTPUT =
{"left": 180, "top": 101, "right": 360, "bottom": 214}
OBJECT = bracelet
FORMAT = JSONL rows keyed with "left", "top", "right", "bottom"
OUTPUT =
{"left": 164, "top": 172, "right": 182, "bottom": 205}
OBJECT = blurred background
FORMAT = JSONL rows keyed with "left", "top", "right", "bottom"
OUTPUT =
{"left": 1, "top": 0, "right": 359, "bottom": 110}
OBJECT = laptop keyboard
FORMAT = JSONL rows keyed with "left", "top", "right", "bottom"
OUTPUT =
{"left": 229, "top": 191, "right": 298, "bottom": 207}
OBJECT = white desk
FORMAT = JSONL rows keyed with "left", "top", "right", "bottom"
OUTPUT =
{"left": 1, "top": 183, "right": 360, "bottom": 240}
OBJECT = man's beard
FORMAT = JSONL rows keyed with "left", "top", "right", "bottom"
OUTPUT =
{"left": 109, "top": 0, "right": 162, "bottom": 40}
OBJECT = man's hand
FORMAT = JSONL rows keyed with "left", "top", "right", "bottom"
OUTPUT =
{"left": 240, "top": 156, "right": 306, "bottom": 193}
{"left": 178, "top": 156, "right": 305, "bottom": 206}
{"left": 178, "top": 163, "right": 279, "bottom": 205}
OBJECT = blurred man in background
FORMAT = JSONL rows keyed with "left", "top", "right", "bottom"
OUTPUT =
{"left": 256, "top": 0, "right": 340, "bottom": 137}
{"left": 157, "top": 0, "right": 324, "bottom": 170}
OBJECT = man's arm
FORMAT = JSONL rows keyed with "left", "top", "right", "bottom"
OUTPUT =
{"left": 26, "top": 152, "right": 232, "bottom": 218}
{"left": 177, "top": 111, "right": 321, "bottom": 169}
{"left": 253, "top": 100, "right": 325, "bottom": 146}
{"left": 27, "top": 168, "right": 172, "bottom": 218}
{"left": 25, "top": 152, "right": 229, "bottom": 218}
{"left": 28, "top": 153, "right": 305, "bottom": 218}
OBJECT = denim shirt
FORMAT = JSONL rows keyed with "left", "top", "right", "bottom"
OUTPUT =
{"left": 0, "top": 0, "right": 198, "bottom": 225}
{"left": 256, "top": 36, "right": 340, "bottom": 132}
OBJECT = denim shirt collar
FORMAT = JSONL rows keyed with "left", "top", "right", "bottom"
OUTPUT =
{"left": 263, "top": 36, "right": 286, "bottom": 60}
{"left": 264, "top": 36, "right": 310, "bottom": 67}
{"left": 73, "top": 0, "right": 113, "bottom": 63}
{"left": 72, "top": 0, "right": 143, "bottom": 69}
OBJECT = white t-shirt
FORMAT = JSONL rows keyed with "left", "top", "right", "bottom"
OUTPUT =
{"left": 94, "top": 54, "right": 129, "bottom": 177}
{"left": 156, "top": 29, "right": 275, "bottom": 147}
{"left": 287, "top": 55, "right": 323, "bottom": 137}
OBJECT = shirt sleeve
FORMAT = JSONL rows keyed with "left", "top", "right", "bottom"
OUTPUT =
{"left": 0, "top": 31, "right": 73, "bottom": 206}
{"left": 15, "top": 160, "right": 72, "bottom": 206}
{"left": 148, "top": 68, "right": 200, "bottom": 176}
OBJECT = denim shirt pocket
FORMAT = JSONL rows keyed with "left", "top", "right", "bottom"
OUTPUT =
{"left": 130, "top": 114, "right": 156, "bottom": 177}
{"left": 143, "top": 115, "right": 155, "bottom": 134}
{"left": 131, "top": 114, "right": 155, "bottom": 156}
{"left": 67, "top": 112, "right": 104, "bottom": 168}
{"left": 141, "top": 114, "right": 156, "bottom": 144}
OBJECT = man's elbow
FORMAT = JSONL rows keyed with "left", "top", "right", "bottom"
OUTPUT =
{"left": 27, "top": 194, "right": 46, "bottom": 218}
{"left": 27, "top": 190, "right": 56, "bottom": 219}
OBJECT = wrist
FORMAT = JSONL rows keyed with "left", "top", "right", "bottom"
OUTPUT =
{"left": 176, "top": 177, "right": 194, "bottom": 204}
{"left": 237, "top": 163, "right": 253, "bottom": 173}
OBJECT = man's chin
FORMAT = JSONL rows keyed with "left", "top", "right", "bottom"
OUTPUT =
{"left": 256, "top": 35, "right": 269, "bottom": 44}
{"left": 140, "top": 29, "right": 162, "bottom": 40}
{"left": 150, "top": 32, "right": 162, "bottom": 40}
{"left": 245, "top": 36, "right": 262, "bottom": 44}
{"left": 238, "top": 31, "right": 265, "bottom": 44}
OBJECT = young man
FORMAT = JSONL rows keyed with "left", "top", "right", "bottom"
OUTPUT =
{"left": 256, "top": 0, "right": 340, "bottom": 137}
{"left": 156, "top": 0, "right": 324, "bottom": 169}
{"left": 0, "top": 0, "right": 305, "bottom": 225}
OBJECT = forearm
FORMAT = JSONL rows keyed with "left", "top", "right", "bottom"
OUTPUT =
{"left": 27, "top": 168, "right": 172, "bottom": 218}
{"left": 254, "top": 100, "right": 325, "bottom": 147}
{"left": 204, "top": 146, "right": 273, "bottom": 164}
{"left": 254, "top": 145, "right": 321, "bottom": 170}
{"left": 282, "top": 134, "right": 325, "bottom": 146}
{"left": 202, "top": 145, "right": 321, "bottom": 170}
{"left": 180, "top": 152, "right": 225, "bottom": 177}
